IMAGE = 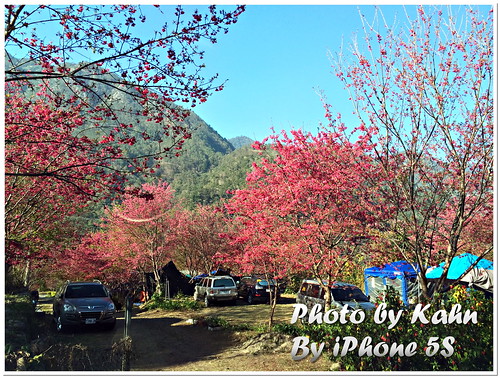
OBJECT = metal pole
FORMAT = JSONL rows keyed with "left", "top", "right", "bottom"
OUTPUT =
{"left": 124, "top": 295, "right": 132, "bottom": 338}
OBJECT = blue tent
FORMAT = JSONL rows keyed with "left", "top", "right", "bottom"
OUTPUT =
{"left": 426, "top": 253, "right": 493, "bottom": 280}
{"left": 193, "top": 273, "right": 208, "bottom": 281}
{"left": 364, "top": 261, "right": 421, "bottom": 306}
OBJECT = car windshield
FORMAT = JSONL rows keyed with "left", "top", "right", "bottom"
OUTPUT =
{"left": 213, "top": 279, "right": 234, "bottom": 287}
{"left": 332, "top": 286, "right": 370, "bottom": 302}
{"left": 65, "top": 284, "right": 107, "bottom": 298}
{"left": 256, "top": 279, "right": 276, "bottom": 286}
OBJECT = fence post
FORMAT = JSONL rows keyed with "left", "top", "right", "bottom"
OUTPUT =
{"left": 121, "top": 295, "right": 133, "bottom": 371}
{"left": 124, "top": 295, "right": 132, "bottom": 338}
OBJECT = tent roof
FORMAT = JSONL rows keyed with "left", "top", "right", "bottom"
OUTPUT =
{"left": 426, "top": 253, "right": 493, "bottom": 280}
{"left": 365, "top": 260, "right": 420, "bottom": 279}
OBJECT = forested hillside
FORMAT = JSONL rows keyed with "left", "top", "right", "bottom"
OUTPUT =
{"left": 7, "top": 56, "right": 258, "bottom": 208}
{"left": 119, "top": 111, "right": 259, "bottom": 208}
{"left": 153, "top": 121, "right": 260, "bottom": 207}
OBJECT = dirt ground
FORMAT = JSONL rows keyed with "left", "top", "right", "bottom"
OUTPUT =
{"left": 36, "top": 296, "right": 334, "bottom": 372}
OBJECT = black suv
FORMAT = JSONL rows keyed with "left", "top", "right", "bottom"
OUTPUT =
{"left": 236, "top": 276, "right": 280, "bottom": 304}
{"left": 52, "top": 281, "right": 116, "bottom": 332}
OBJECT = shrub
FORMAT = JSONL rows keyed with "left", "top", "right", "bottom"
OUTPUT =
{"left": 143, "top": 292, "right": 201, "bottom": 311}
{"left": 272, "top": 322, "right": 303, "bottom": 337}
{"left": 291, "top": 286, "right": 492, "bottom": 371}
{"left": 205, "top": 315, "right": 230, "bottom": 328}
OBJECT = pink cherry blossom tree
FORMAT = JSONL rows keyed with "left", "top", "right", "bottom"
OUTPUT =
{"left": 173, "top": 205, "right": 233, "bottom": 276}
{"left": 221, "top": 130, "right": 390, "bottom": 319}
{"left": 329, "top": 5, "right": 493, "bottom": 296}
{"left": 84, "top": 182, "right": 181, "bottom": 294}
{"left": 4, "top": 4, "right": 245, "bottom": 284}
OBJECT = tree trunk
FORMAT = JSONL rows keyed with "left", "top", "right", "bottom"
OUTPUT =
{"left": 267, "top": 284, "right": 278, "bottom": 332}
{"left": 23, "top": 260, "right": 31, "bottom": 288}
{"left": 324, "top": 286, "right": 332, "bottom": 312}
{"left": 153, "top": 269, "right": 162, "bottom": 296}
{"left": 417, "top": 270, "right": 431, "bottom": 299}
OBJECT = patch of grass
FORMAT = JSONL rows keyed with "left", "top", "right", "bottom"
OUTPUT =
{"left": 143, "top": 292, "right": 202, "bottom": 311}
{"left": 271, "top": 322, "right": 303, "bottom": 336}
{"left": 5, "top": 294, "right": 33, "bottom": 310}
{"left": 5, "top": 294, "right": 36, "bottom": 358}
{"left": 205, "top": 315, "right": 230, "bottom": 328}
{"left": 197, "top": 316, "right": 297, "bottom": 334}
{"left": 227, "top": 322, "right": 257, "bottom": 332}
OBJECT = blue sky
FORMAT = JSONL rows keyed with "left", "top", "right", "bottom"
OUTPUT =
{"left": 6, "top": 3, "right": 492, "bottom": 142}
{"left": 191, "top": 4, "right": 380, "bottom": 141}
{"left": 177, "top": 3, "right": 489, "bottom": 142}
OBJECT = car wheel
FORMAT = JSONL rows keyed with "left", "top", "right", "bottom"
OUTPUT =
{"left": 204, "top": 295, "right": 210, "bottom": 307}
{"left": 247, "top": 292, "right": 254, "bottom": 305}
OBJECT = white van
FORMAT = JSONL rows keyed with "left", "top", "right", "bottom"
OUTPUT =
{"left": 194, "top": 275, "right": 237, "bottom": 307}
{"left": 296, "top": 279, "right": 375, "bottom": 312}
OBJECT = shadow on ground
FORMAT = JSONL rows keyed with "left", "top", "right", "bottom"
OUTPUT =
{"left": 128, "top": 315, "right": 238, "bottom": 371}
{"left": 38, "top": 309, "right": 238, "bottom": 371}
{"left": 11, "top": 294, "right": 300, "bottom": 371}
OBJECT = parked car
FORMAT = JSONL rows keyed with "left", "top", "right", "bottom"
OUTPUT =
{"left": 296, "top": 279, "right": 375, "bottom": 312}
{"left": 52, "top": 281, "right": 116, "bottom": 332}
{"left": 236, "top": 276, "right": 280, "bottom": 304}
{"left": 193, "top": 275, "right": 237, "bottom": 307}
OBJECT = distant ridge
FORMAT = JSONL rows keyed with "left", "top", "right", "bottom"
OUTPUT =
{"left": 229, "top": 136, "right": 254, "bottom": 149}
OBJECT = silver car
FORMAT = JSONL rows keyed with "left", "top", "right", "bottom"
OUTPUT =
{"left": 296, "top": 279, "right": 375, "bottom": 312}
{"left": 194, "top": 276, "right": 237, "bottom": 307}
{"left": 53, "top": 281, "right": 116, "bottom": 332}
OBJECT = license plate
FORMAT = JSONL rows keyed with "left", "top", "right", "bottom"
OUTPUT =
{"left": 220, "top": 290, "right": 229, "bottom": 294}
{"left": 85, "top": 318, "right": 96, "bottom": 324}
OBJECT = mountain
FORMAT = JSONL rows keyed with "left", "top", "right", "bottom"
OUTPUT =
{"left": 229, "top": 136, "right": 254, "bottom": 149}
{"left": 7, "top": 57, "right": 259, "bottom": 207}
{"left": 153, "top": 122, "right": 262, "bottom": 208}
{"left": 111, "top": 105, "right": 260, "bottom": 207}
{"left": 114, "top": 112, "right": 261, "bottom": 208}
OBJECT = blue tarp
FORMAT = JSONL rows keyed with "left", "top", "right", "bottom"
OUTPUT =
{"left": 364, "top": 261, "right": 421, "bottom": 306}
{"left": 193, "top": 273, "right": 208, "bottom": 280}
{"left": 364, "top": 261, "right": 420, "bottom": 278}
{"left": 426, "top": 253, "right": 493, "bottom": 280}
